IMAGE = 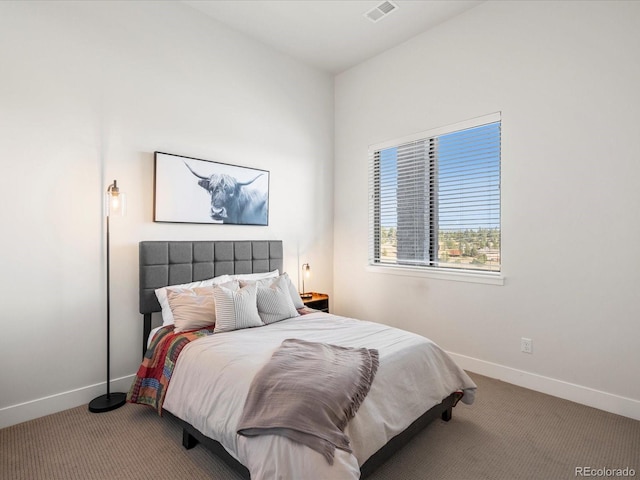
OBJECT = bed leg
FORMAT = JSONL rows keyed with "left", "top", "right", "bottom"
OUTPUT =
{"left": 182, "top": 429, "right": 199, "bottom": 449}
{"left": 143, "top": 313, "right": 152, "bottom": 359}
{"left": 441, "top": 407, "right": 453, "bottom": 422}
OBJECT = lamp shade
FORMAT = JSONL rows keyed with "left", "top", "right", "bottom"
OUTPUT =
{"left": 301, "top": 263, "right": 312, "bottom": 298}
{"left": 105, "top": 180, "right": 126, "bottom": 217}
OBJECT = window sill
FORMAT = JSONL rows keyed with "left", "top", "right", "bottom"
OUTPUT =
{"left": 366, "top": 264, "right": 504, "bottom": 286}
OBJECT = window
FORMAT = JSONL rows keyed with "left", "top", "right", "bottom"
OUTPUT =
{"left": 369, "top": 113, "right": 501, "bottom": 275}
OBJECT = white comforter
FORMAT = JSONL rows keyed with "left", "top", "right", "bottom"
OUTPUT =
{"left": 163, "top": 312, "right": 477, "bottom": 479}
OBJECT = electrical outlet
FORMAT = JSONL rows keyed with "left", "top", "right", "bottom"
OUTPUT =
{"left": 521, "top": 337, "right": 533, "bottom": 354}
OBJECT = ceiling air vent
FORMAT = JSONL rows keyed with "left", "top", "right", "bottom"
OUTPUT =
{"left": 364, "top": 1, "right": 399, "bottom": 23}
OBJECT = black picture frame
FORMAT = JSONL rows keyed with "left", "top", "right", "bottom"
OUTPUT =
{"left": 154, "top": 152, "right": 269, "bottom": 226}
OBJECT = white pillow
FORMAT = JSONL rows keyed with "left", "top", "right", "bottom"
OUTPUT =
{"left": 155, "top": 274, "right": 231, "bottom": 326}
{"left": 256, "top": 275, "right": 300, "bottom": 324}
{"left": 231, "top": 270, "right": 279, "bottom": 282}
{"left": 167, "top": 286, "right": 216, "bottom": 333}
{"left": 218, "top": 279, "right": 241, "bottom": 291}
{"left": 213, "top": 283, "right": 263, "bottom": 333}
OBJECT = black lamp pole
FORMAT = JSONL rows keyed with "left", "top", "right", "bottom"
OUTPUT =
{"left": 89, "top": 180, "right": 126, "bottom": 413}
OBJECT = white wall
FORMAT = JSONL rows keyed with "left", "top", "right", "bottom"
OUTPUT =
{"left": 334, "top": 1, "right": 640, "bottom": 419}
{"left": 0, "top": 1, "right": 333, "bottom": 427}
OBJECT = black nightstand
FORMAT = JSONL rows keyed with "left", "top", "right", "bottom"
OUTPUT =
{"left": 302, "top": 293, "right": 329, "bottom": 313}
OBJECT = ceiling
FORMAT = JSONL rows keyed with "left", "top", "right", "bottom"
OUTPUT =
{"left": 183, "top": 0, "right": 484, "bottom": 74}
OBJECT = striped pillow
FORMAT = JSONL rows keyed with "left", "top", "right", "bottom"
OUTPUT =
{"left": 256, "top": 275, "right": 300, "bottom": 324}
{"left": 213, "top": 283, "right": 263, "bottom": 333}
{"left": 240, "top": 273, "right": 304, "bottom": 309}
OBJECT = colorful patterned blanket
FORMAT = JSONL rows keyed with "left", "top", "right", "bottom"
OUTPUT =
{"left": 127, "top": 325, "right": 215, "bottom": 414}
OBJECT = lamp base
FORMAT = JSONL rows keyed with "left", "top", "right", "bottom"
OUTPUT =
{"left": 300, "top": 292, "right": 313, "bottom": 299}
{"left": 88, "top": 392, "right": 126, "bottom": 413}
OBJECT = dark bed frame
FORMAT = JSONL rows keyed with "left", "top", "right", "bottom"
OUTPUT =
{"left": 139, "top": 240, "right": 460, "bottom": 479}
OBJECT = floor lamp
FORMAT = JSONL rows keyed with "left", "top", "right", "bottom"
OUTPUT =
{"left": 89, "top": 180, "right": 127, "bottom": 413}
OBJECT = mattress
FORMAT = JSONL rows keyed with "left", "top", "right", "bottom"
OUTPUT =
{"left": 162, "top": 311, "right": 477, "bottom": 479}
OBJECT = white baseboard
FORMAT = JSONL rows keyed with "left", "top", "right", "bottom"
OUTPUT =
{"left": 3, "top": 356, "right": 639, "bottom": 429}
{"left": 448, "top": 351, "right": 640, "bottom": 421}
{"left": 0, "top": 375, "right": 135, "bottom": 429}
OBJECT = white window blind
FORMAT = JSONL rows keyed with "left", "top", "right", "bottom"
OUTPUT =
{"left": 369, "top": 113, "right": 501, "bottom": 273}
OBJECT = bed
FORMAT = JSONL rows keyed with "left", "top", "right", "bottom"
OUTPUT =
{"left": 134, "top": 240, "right": 476, "bottom": 479}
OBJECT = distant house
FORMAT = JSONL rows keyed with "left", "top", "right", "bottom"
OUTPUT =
{"left": 479, "top": 248, "right": 500, "bottom": 261}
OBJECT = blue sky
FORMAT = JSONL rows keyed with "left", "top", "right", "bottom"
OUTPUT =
{"left": 378, "top": 122, "right": 500, "bottom": 231}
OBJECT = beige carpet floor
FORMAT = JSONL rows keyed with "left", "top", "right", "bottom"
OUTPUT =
{"left": 1, "top": 373, "right": 639, "bottom": 480}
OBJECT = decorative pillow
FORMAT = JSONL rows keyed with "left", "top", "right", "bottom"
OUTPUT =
{"left": 281, "top": 272, "right": 305, "bottom": 309}
{"left": 256, "top": 275, "right": 300, "bottom": 325}
{"left": 168, "top": 286, "right": 217, "bottom": 333}
{"left": 240, "top": 273, "right": 304, "bottom": 309}
{"left": 213, "top": 283, "right": 263, "bottom": 333}
{"left": 155, "top": 275, "right": 231, "bottom": 326}
{"left": 231, "top": 270, "right": 279, "bottom": 282}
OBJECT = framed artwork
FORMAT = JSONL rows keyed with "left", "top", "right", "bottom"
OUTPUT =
{"left": 154, "top": 152, "right": 269, "bottom": 226}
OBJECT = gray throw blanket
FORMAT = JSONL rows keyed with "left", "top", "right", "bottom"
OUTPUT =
{"left": 237, "top": 338, "right": 379, "bottom": 464}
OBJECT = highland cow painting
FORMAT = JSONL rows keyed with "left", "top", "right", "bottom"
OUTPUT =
{"left": 154, "top": 152, "right": 269, "bottom": 226}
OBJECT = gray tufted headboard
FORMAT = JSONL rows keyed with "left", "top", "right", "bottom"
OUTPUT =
{"left": 139, "top": 240, "right": 283, "bottom": 355}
